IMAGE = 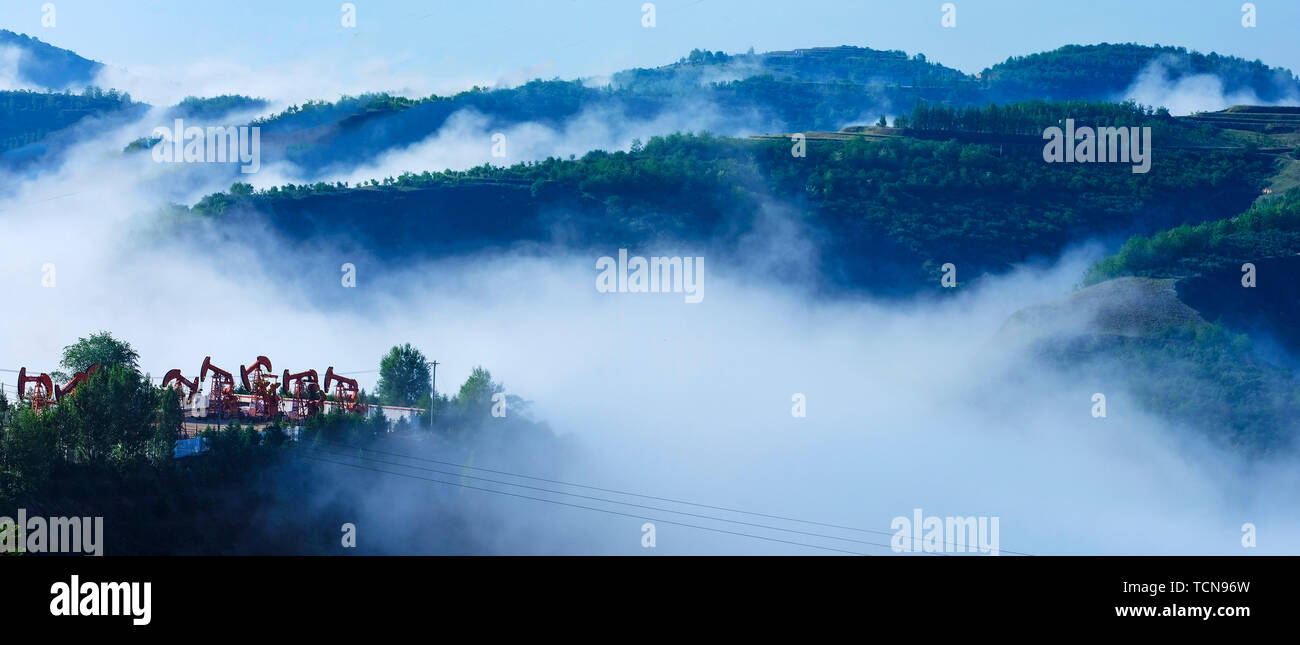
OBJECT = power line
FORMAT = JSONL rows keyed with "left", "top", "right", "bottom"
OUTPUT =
{"left": 301, "top": 453, "right": 877, "bottom": 556}
{"left": 0, "top": 364, "right": 1023, "bottom": 555}
{"left": 311, "top": 438, "right": 1028, "bottom": 555}
{"left": 303, "top": 445, "right": 909, "bottom": 552}
{"left": 0, "top": 188, "right": 96, "bottom": 214}
{"left": 321, "top": 438, "right": 873, "bottom": 526}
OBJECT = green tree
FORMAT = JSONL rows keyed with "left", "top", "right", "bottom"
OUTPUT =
{"left": 262, "top": 419, "right": 288, "bottom": 448}
{"left": 152, "top": 386, "right": 184, "bottom": 462}
{"left": 68, "top": 365, "right": 158, "bottom": 465}
{"left": 0, "top": 405, "right": 61, "bottom": 497}
{"left": 60, "top": 331, "right": 139, "bottom": 374}
{"left": 455, "top": 366, "right": 501, "bottom": 412}
{"left": 376, "top": 344, "right": 431, "bottom": 407}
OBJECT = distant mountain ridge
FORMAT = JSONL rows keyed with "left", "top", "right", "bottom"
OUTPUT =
{"left": 0, "top": 29, "right": 101, "bottom": 90}
{"left": 982, "top": 43, "right": 1300, "bottom": 104}
{"left": 186, "top": 43, "right": 1300, "bottom": 176}
{"left": 6, "top": 27, "right": 1299, "bottom": 174}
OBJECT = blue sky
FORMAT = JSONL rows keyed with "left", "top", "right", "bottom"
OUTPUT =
{"left": 5, "top": 0, "right": 1300, "bottom": 101}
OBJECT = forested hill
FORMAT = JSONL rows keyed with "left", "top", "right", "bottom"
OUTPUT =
{"left": 0, "top": 88, "right": 143, "bottom": 158}
{"left": 0, "top": 29, "right": 101, "bottom": 89}
{"left": 998, "top": 189, "right": 1300, "bottom": 453}
{"left": 982, "top": 44, "right": 1300, "bottom": 103}
{"left": 151, "top": 42, "right": 1300, "bottom": 176}
{"left": 1085, "top": 189, "right": 1300, "bottom": 353}
{"left": 0, "top": 31, "right": 271, "bottom": 168}
{"left": 611, "top": 45, "right": 972, "bottom": 91}
{"left": 188, "top": 102, "right": 1278, "bottom": 294}
{"left": 9, "top": 29, "right": 1295, "bottom": 176}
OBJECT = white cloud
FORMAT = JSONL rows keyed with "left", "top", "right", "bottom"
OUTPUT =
{"left": 1121, "top": 54, "right": 1300, "bottom": 115}
{"left": 2, "top": 84, "right": 1296, "bottom": 556}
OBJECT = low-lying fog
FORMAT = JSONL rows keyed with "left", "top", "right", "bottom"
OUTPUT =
{"left": 2, "top": 90, "right": 1297, "bottom": 556}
